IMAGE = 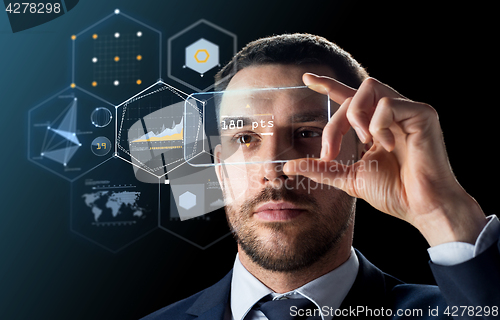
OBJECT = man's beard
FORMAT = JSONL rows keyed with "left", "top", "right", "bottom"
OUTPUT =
{"left": 225, "top": 184, "right": 355, "bottom": 273}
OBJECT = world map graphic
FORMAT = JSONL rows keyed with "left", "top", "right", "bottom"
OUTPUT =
{"left": 82, "top": 191, "right": 146, "bottom": 223}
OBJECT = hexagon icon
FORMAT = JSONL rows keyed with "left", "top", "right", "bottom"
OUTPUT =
{"left": 159, "top": 180, "right": 231, "bottom": 250}
{"left": 70, "top": 157, "right": 159, "bottom": 253}
{"left": 194, "top": 49, "right": 210, "bottom": 63}
{"left": 28, "top": 86, "right": 115, "bottom": 182}
{"left": 71, "top": 9, "right": 162, "bottom": 105}
{"left": 114, "top": 80, "right": 195, "bottom": 184}
{"left": 168, "top": 19, "right": 237, "bottom": 92}
{"left": 185, "top": 38, "right": 219, "bottom": 75}
{"left": 179, "top": 191, "right": 196, "bottom": 210}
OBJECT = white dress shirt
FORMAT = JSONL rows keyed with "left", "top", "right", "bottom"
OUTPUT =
{"left": 228, "top": 215, "right": 500, "bottom": 320}
{"left": 229, "top": 247, "right": 358, "bottom": 320}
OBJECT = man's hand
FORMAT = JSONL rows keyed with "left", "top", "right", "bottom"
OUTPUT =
{"left": 283, "top": 73, "right": 487, "bottom": 247}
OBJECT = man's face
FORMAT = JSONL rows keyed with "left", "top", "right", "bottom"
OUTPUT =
{"left": 215, "top": 64, "right": 359, "bottom": 272}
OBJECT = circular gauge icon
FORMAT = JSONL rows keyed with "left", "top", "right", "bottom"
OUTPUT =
{"left": 91, "top": 107, "right": 113, "bottom": 128}
{"left": 91, "top": 136, "right": 112, "bottom": 156}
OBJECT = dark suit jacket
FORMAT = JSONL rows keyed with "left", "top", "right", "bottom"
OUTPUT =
{"left": 142, "top": 242, "right": 500, "bottom": 319}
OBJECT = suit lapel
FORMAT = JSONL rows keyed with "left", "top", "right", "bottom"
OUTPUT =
{"left": 186, "top": 270, "right": 233, "bottom": 320}
{"left": 339, "top": 249, "right": 402, "bottom": 313}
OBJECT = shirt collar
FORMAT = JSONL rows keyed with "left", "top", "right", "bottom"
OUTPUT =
{"left": 230, "top": 253, "right": 273, "bottom": 320}
{"left": 230, "top": 247, "right": 359, "bottom": 320}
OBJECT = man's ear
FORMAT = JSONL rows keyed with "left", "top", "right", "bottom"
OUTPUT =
{"left": 214, "top": 144, "right": 223, "bottom": 186}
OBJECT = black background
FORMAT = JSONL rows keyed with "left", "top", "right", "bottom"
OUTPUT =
{"left": 0, "top": 0, "right": 497, "bottom": 319}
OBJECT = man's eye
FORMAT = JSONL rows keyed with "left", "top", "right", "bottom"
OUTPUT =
{"left": 236, "top": 134, "right": 254, "bottom": 144}
{"left": 297, "top": 130, "right": 321, "bottom": 138}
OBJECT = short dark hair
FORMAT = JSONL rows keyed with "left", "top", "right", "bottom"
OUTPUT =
{"left": 215, "top": 33, "right": 368, "bottom": 91}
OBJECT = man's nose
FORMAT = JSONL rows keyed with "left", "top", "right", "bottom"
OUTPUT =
{"left": 262, "top": 161, "right": 289, "bottom": 186}
{"left": 258, "top": 131, "right": 293, "bottom": 185}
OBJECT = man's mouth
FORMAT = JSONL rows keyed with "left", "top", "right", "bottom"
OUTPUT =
{"left": 253, "top": 201, "right": 307, "bottom": 221}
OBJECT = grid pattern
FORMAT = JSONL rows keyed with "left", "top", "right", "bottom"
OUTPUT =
{"left": 92, "top": 33, "right": 141, "bottom": 86}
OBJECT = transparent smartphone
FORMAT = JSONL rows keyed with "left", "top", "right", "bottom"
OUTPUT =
{"left": 184, "top": 85, "right": 334, "bottom": 167}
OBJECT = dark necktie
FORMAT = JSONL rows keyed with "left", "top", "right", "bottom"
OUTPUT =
{"left": 257, "top": 296, "right": 322, "bottom": 320}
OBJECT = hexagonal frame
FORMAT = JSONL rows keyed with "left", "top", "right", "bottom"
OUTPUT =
{"left": 159, "top": 226, "right": 231, "bottom": 250}
{"left": 168, "top": 19, "right": 237, "bottom": 92}
{"left": 69, "top": 157, "right": 159, "bottom": 253}
{"left": 71, "top": 9, "right": 162, "bottom": 105}
{"left": 113, "top": 79, "right": 201, "bottom": 183}
{"left": 27, "top": 85, "right": 115, "bottom": 182}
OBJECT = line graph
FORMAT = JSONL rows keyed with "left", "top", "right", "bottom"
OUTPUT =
{"left": 131, "top": 118, "right": 183, "bottom": 143}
